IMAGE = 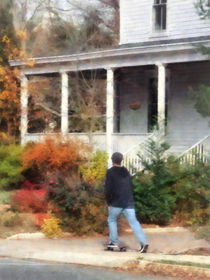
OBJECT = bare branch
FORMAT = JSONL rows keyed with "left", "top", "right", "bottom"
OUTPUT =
{"left": 35, "top": 102, "right": 61, "bottom": 117}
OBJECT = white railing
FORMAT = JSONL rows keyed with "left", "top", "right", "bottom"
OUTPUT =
{"left": 179, "top": 135, "right": 210, "bottom": 165}
{"left": 123, "top": 130, "right": 162, "bottom": 175}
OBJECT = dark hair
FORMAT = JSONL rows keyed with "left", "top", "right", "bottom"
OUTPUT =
{"left": 111, "top": 152, "right": 123, "bottom": 164}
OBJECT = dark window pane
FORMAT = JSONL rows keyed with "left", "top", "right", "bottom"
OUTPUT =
{"left": 162, "top": 5, "right": 167, "bottom": 29}
{"left": 153, "top": 3, "right": 167, "bottom": 30}
{"left": 154, "top": 6, "right": 161, "bottom": 30}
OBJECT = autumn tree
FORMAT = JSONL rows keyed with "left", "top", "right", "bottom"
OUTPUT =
{"left": 0, "top": 1, "right": 20, "bottom": 138}
{"left": 4, "top": 1, "right": 114, "bottom": 139}
{"left": 0, "top": 0, "right": 17, "bottom": 63}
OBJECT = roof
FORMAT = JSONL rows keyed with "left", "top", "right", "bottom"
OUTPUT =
{"left": 9, "top": 36, "right": 210, "bottom": 74}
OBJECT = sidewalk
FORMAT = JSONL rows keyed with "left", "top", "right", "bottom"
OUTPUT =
{"left": 0, "top": 227, "right": 209, "bottom": 278}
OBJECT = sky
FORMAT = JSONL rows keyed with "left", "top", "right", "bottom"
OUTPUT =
{"left": 13, "top": 0, "right": 108, "bottom": 26}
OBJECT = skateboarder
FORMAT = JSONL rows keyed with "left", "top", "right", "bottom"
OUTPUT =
{"left": 105, "top": 152, "right": 149, "bottom": 253}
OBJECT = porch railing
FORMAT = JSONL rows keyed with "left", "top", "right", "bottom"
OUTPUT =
{"left": 179, "top": 135, "right": 210, "bottom": 165}
{"left": 122, "top": 130, "right": 162, "bottom": 175}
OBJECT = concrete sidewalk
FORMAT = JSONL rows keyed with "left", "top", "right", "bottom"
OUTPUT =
{"left": 0, "top": 227, "right": 209, "bottom": 269}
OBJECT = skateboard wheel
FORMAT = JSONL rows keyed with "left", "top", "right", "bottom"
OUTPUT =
{"left": 120, "top": 247, "right": 126, "bottom": 252}
{"left": 107, "top": 247, "right": 113, "bottom": 251}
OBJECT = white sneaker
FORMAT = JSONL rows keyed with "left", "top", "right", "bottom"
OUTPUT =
{"left": 106, "top": 242, "right": 119, "bottom": 248}
{"left": 139, "top": 244, "right": 149, "bottom": 253}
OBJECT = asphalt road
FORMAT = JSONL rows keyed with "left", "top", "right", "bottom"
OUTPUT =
{"left": 0, "top": 258, "right": 176, "bottom": 280}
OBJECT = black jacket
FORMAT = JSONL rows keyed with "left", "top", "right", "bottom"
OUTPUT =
{"left": 105, "top": 166, "right": 134, "bottom": 208}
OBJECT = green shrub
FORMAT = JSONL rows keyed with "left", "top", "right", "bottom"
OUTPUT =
{"left": 48, "top": 176, "right": 107, "bottom": 235}
{"left": 133, "top": 139, "right": 210, "bottom": 226}
{"left": 133, "top": 140, "right": 179, "bottom": 225}
{"left": 1, "top": 211, "right": 22, "bottom": 227}
{"left": 0, "top": 144, "right": 24, "bottom": 190}
{"left": 173, "top": 160, "right": 210, "bottom": 226}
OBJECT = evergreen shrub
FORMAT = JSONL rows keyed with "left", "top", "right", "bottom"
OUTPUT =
{"left": 133, "top": 140, "right": 210, "bottom": 226}
{"left": 133, "top": 140, "right": 178, "bottom": 224}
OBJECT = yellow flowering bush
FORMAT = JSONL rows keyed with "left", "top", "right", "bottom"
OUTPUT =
{"left": 80, "top": 150, "right": 108, "bottom": 186}
{"left": 41, "top": 216, "right": 63, "bottom": 239}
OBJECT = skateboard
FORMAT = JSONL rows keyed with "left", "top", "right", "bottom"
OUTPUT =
{"left": 104, "top": 242, "right": 128, "bottom": 252}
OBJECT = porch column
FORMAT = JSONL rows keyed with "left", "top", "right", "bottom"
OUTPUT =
{"left": 156, "top": 63, "right": 166, "bottom": 134}
{"left": 106, "top": 68, "right": 115, "bottom": 166}
{"left": 61, "top": 71, "right": 69, "bottom": 136}
{"left": 20, "top": 73, "right": 28, "bottom": 145}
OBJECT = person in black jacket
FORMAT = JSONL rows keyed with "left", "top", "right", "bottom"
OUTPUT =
{"left": 105, "top": 152, "right": 148, "bottom": 253}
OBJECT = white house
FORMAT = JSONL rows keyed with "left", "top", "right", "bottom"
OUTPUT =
{"left": 11, "top": 0, "right": 210, "bottom": 167}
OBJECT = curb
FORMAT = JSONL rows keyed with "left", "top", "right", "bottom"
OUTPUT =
{"left": 7, "top": 232, "right": 46, "bottom": 240}
{"left": 123, "top": 259, "right": 210, "bottom": 280}
{"left": 1, "top": 249, "right": 209, "bottom": 280}
{"left": 140, "top": 253, "right": 210, "bottom": 265}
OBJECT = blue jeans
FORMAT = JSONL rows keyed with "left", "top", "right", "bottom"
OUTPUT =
{"left": 108, "top": 206, "right": 148, "bottom": 246}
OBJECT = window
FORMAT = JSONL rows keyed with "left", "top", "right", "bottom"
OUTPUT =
{"left": 153, "top": 0, "right": 167, "bottom": 31}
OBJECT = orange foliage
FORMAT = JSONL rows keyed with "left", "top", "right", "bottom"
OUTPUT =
{"left": 0, "top": 33, "right": 35, "bottom": 136}
{"left": 0, "top": 36, "right": 21, "bottom": 135}
{"left": 22, "top": 137, "right": 89, "bottom": 173}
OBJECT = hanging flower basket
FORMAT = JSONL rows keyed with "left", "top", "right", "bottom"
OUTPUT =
{"left": 129, "top": 102, "right": 141, "bottom": 110}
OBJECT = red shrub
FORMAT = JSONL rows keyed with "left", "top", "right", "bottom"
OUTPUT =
{"left": 11, "top": 185, "right": 48, "bottom": 213}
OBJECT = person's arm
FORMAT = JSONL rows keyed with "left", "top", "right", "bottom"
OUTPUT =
{"left": 104, "top": 170, "right": 112, "bottom": 205}
{"left": 125, "top": 168, "right": 134, "bottom": 190}
{"left": 129, "top": 174, "right": 134, "bottom": 190}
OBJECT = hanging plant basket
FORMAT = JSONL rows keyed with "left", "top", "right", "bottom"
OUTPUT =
{"left": 129, "top": 102, "right": 141, "bottom": 110}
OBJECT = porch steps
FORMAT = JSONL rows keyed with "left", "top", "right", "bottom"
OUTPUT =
{"left": 123, "top": 134, "right": 209, "bottom": 174}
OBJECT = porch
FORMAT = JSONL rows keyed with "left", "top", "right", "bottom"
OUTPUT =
{"left": 11, "top": 37, "right": 210, "bottom": 163}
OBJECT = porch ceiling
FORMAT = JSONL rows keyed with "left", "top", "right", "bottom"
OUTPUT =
{"left": 10, "top": 38, "right": 210, "bottom": 75}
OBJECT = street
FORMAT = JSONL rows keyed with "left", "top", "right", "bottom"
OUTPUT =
{"left": 0, "top": 258, "right": 176, "bottom": 280}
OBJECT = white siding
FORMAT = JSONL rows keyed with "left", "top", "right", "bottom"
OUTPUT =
{"left": 167, "top": 61, "right": 210, "bottom": 144}
{"left": 120, "top": 0, "right": 210, "bottom": 45}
